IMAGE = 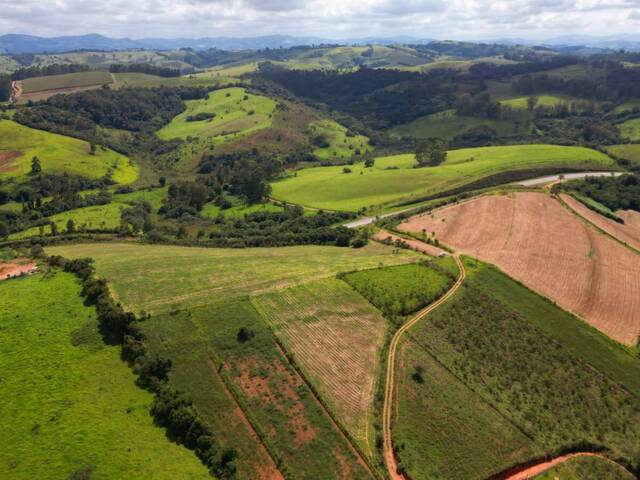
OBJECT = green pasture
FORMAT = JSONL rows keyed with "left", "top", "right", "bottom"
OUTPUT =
{"left": 309, "top": 119, "right": 371, "bottom": 161}
{"left": 271, "top": 144, "right": 616, "bottom": 212}
{"left": 201, "top": 196, "right": 284, "bottom": 219}
{"left": 9, "top": 202, "right": 128, "bottom": 240}
{"left": 0, "top": 120, "right": 138, "bottom": 183}
{"left": 114, "top": 186, "right": 168, "bottom": 211}
{"left": 606, "top": 144, "right": 640, "bottom": 168}
{"left": 618, "top": 118, "right": 640, "bottom": 141}
{"left": 21, "top": 71, "right": 113, "bottom": 93}
{"left": 388, "top": 109, "right": 519, "bottom": 140}
{"left": 0, "top": 271, "right": 209, "bottom": 480}
{"left": 46, "top": 242, "right": 422, "bottom": 314}
{"left": 156, "top": 87, "right": 276, "bottom": 142}
{"left": 500, "top": 94, "right": 577, "bottom": 109}
{"left": 112, "top": 72, "right": 234, "bottom": 89}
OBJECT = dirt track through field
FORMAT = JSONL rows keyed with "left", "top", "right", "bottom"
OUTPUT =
{"left": 399, "top": 192, "right": 640, "bottom": 345}
{"left": 0, "top": 261, "right": 37, "bottom": 281}
{"left": 492, "top": 452, "right": 627, "bottom": 480}
{"left": 381, "top": 248, "right": 465, "bottom": 480}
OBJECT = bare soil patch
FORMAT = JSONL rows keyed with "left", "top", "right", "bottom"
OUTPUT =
{"left": 0, "top": 151, "right": 23, "bottom": 173}
{"left": 561, "top": 194, "right": 640, "bottom": 252}
{"left": 399, "top": 192, "right": 640, "bottom": 345}
{"left": 0, "top": 260, "right": 38, "bottom": 281}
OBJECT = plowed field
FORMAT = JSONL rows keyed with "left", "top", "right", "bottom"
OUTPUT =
{"left": 399, "top": 192, "right": 640, "bottom": 345}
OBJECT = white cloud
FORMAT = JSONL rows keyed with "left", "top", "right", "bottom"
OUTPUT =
{"left": 0, "top": 0, "right": 639, "bottom": 40}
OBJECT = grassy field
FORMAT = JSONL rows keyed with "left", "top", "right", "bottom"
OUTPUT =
{"left": 618, "top": 118, "right": 640, "bottom": 141}
{"left": 500, "top": 94, "right": 577, "bottom": 109}
{"left": 394, "top": 256, "right": 640, "bottom": 479}
{"left": 388, "top": 109, "right": 520, "bottom": 140}
{"left": 271, "top": 144, "right": 616, "bottom": 211}
{"left": 533, "top": 456, "right": 635, "bottom": 480}
{"left": 341, "top": 261, "right": 454, "bottom": 318}
{"left": 201, "top": 196, "right": 284, "bottom": 219}
{"left": 9, "top": 202, "right": 128, "bottom": 240}
{"left": 21, "top": 71, "right": 113, "bottom": 93}
{"left": 308, "top": 120, "right": 371, "bottom": 161}
{"left": 253, "top": 278, "right": 387, "bottom": 458}
{"left": 156, "top": 87, "right": 276, "bottom": 142}
{"left": 112, "top": 72, "right": 234, "bottom": 89}
{"left": 46, "top": 242, "right": 423, "bottom": 314}
{"left": 114, "top": 186, "right": 168, "bottom": 211}
{"left": 606, "top": 144, "right": 640, "bottom": 168}
{"left": 0, "top": 120, "right": 138, "bottom": 183}
{"left": 0, "top": 271, "right": 209, "bottom": 480}
{"left": 144, "top": 297, "right": 373, "bottom": 479}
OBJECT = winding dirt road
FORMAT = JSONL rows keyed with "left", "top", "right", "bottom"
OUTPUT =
{"left": 382, "top": 250, "right": 466, "bottom": 480}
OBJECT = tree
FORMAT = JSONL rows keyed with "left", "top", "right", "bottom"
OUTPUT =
{"left": 66, "top": 219, "right": 75, "bottom": 234}
{"left": 0, "top": 220, "right": 8, "bottom": 239}
{"left": 30, "top": 156, "right": 42, "bottom": 175}
{"left": 159, "top": 176, "right": 166, "bottom": 187}
{"left": 415, "top": 138, "right": 447, "bottom": 167}
{"left": 527, "top": 96, "right": 538, "bottom": 111}
{"left": 50, "top": 222, "right": 58, "bottom": 236}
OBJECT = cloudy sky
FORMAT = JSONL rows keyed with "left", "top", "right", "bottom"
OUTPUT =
{"left": 2, "top": 0, "right": 640, "bottom": 40}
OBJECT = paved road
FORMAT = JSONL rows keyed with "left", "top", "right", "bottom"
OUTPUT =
{"left": 517, "top": 171, "right": 624, "bottom": 187}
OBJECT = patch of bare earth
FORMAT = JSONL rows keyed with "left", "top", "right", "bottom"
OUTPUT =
{"left": 15, "top": 84, "right": 107, "bottom": 104}
{"left": 561, "top": 194, "right": 640, "bottom": 251}
{"left": 0, "top": 151, "right": 23, "bottom": 173}
{"left": 399, "top": 192, "right": 640, "bottom": 345}
{"left": 0, "top": 260, "right": 37, "bottom": 281}
{"left": 208, "top": 360, "right": 284, "bottom": 480}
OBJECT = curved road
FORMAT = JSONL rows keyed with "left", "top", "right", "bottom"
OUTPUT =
{"left": 382, "top": 253, "right": 466, "bottom": 480}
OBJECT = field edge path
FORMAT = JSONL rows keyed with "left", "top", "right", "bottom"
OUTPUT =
{"left": 382, "top": 251, "right": 466, "bottom": 480}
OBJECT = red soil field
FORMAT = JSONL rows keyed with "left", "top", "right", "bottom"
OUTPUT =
{"left": 399, "top": 192, "right": 640, "bottom": 345}
{"left": 0, "top": 260, "right": 38, "bottom": 281}
{"left": 560, "top": 194, "right": 640, "bottom": 251}
{"left": 0, "top": 151, "right": 22, "bottom": 173}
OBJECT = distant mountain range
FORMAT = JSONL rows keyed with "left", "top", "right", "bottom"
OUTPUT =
{"left": 1, "top": 33, "right": 639, "bottom": 54}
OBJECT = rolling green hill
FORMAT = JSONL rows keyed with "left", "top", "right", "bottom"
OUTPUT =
{"left": 0, "top": 119, "right": 138, "bottom": 183}
{"left": 271, "top": 144, "right": 616, "bottom": 212}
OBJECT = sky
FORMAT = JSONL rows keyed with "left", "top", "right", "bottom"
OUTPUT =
{"left": 2, "top": 0, "right": 640, "bottom": 40}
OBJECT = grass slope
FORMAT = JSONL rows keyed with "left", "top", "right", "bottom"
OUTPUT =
{"left": 0, "top": 119, "right": 138, "bottom": 183}
{"left": 308, "top": 120, "right": 371, "bottom": 162}
{"left": 618, "top": 118, "right": 640, "bottom": 141}
{"left": 157, "top": 87, "right": 276, "bottom": 142}
{"left": 21, "top": 71, "right": 113, "bottom": 93}
{"left": 606, "top": 144, "right": 640, "bottom": 168}
{"left": 389, "top": 109, "right": 519, "bottom": 140}
{"left": 9, "top": 202, "right": 128, "bottom": 240}
{"left": 271, "top": 144, "right": 615, "bottom": 212}
{"left": 46, "top": 242, "right": 422, "bottom": 314}
{"left": 0, "top": 271, "right": 209, "bottom": 480}
{"left": 146, "top": 298, "right": 372, "bottom": 480}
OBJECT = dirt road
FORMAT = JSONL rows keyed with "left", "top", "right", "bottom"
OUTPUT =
{"left": 382, "top": 251, "right": 465, "bottom": 480}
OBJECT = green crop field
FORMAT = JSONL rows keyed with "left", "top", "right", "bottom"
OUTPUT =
{"left": 533, "top": 456, "right": 635, "bottom": 480}
{"left": 46, "top": 242, "right": 423, "bottom": 314}
{"left": 112, "top": 72, "right": 233, "bottom": 89}
{"left": 308, "top": 119, "right": 372, "bottom": 161}
{"left": 0, "top": 120, "right": 138, "bottom": 183}
{"left": 394, "top": 256, "right": 640, "bottom": 479}
{"left": 156, "top": 87, "right": 276, "bottom": 142}
{"left": 606, "top": 144, "right": 640, "bottom": 168}
{"left": 145, "top": 298, "right": 372, "bottom": 479}
{"left": 389, "top": 109, "right": 520, "bottom": 140}
{"left": 21, "top": 71, "right": 114, "bottom": 93}
{"left": 0, "top": 271, "right": 209, "bottom": 480}
{"left": 271, "top": 144, "right": 616, "bottom": 212}
{"left": 253, "top": 278, "right": 387, "bottom": 458}
{"left": 618, "top": 118, "right": 640, "bottom": 141}
{"left": 10, "top": 202, "right": 129, "bottom": 240}
{"left": 341, "top": 261, "right": 455, "bottom": 318}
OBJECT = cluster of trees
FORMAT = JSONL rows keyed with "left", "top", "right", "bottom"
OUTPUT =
{"left": 10, "top": 63, "right": 90, "bottom": 80}
{"left": 44, "top": 255, "right": 236, "bottom": 478}
{"left": 415, "top": 138, "right": 447, "bottom": 166}
{"left": 454, "top": 92, "right": 501, "bottom": 119}
{"left": 200, "top": 206, "right": 356, "bottom": 248}
{"left": 0, "top": 75, "right": 12, "bottom": 102}
{"left": 562, "top": 174, "right": 640, "bottom": 212}
{"left": 109, "top": 63, "right": 181, "bottom": 77}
